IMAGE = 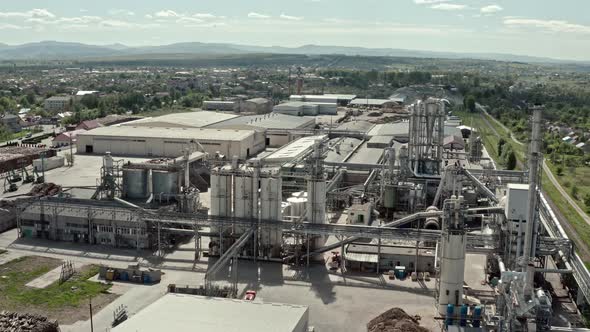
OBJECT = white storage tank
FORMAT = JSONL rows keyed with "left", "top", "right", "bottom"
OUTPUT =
{"left": 234, "top": 174, "right": 253, "bottom": 218}
{"left": 287, "top": 196, "right": 307, "bottom": 220}
{"left": 210, "top": 172, "right": 232, "bottom": 217}
{"left": 260, "top": 175, "right": 282, "bottom": 257}
{"left": 152, "top": 171, "right": 179, "bottom": 197}
{"left": 123, "top": 169, "right": 147, "bottom": 199}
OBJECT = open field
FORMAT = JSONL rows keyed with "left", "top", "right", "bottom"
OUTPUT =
{"left": 0, "top": 256, "right": 116, "bottom": 324}
{"left": 546, "top": 160, "right": 590, "bottom": 212}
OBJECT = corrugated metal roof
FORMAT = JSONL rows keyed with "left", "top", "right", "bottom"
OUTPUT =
{"left": 79, "top": 126, "right": 255, "bottom": 141}
{"left": 208, "top": 113, "right": 315, "bottom": 130}
{"left": 122, "top": 111, "right": 238, "bottom": 129}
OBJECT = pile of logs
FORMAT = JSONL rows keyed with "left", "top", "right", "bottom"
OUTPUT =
{"left": 28, "top": 183, "right": 61, "bottom": 197}
{"left": 0, "top": 311, "right": 59, "bottom": 332}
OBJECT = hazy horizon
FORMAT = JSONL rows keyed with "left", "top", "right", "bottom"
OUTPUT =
{"left": 1, "top": 0, "right": 589, "bottom": 61}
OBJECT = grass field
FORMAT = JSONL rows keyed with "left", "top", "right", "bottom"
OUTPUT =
{"left": 546, "top": 160, "right": 590, "bottom": 213}
{"left": 0, "top": 256, "right": 115, "bottom": 324}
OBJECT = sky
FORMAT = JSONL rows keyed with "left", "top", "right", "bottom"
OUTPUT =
{"left": 1, "top": 0, "right": 590, "bottom": 61}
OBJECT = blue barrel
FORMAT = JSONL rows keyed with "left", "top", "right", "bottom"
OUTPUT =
{"left": 445, "top": 304, "right": 454, "bottom": 327}
{"left": 460, "top": 304, "right": 468, "bottom": 326}
{"left": 472, "top": 305, "right": 482, "bottom": 328}
{"left": 143, "top": 274, "right": 151, "bottom": 284}
{"left": 120, "top": 272, "right": 128, "bottom": 281}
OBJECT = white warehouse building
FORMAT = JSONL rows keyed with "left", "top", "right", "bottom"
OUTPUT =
{"left": 76, "top": 126, "right": 265, "bottom": 159}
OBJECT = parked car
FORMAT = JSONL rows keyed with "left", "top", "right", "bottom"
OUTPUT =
{"left": 25, "top": 133, "right": 32, "bottom": 138}
{"left": 244, "top": 290, "right": 256, "bottom": 301}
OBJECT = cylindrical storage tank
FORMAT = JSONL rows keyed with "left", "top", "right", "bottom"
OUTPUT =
{"left": 152, "top": 171, "right": 179, "bottom": 197}
{"left": 445, "top": 304, "right": 454, "bottom": 328}
{"left": 383, "top": 184, "right": 395, "bottom": 209}
{"left": 472, "top": 306, "right": 482, "bottom": 328}
{"left": 210, "top": 172, "right": 232, "bottom": 217}
{"left": 307, "top": 179, "right": 326, "bottom": 224}
{"left": 459, "top": 304, "right": 468, "bottom": 326}
{"left": 260, "top": 176, "right": 282, "bottom": 258}
{"left": 234, "top": 175, "right": 253, "bottom": 219}
{"left": 287, "top": 197, "right": 307, "bottom": 220}
{"left": 437, "top": 232, "right": 466, "bottom": 315}
{"left": 123, "top": 169, "right": 147, "bottom": 199}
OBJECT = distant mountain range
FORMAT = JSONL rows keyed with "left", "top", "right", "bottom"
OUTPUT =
{"left": 0, "top": 40, "right": 585, "bottom": 64}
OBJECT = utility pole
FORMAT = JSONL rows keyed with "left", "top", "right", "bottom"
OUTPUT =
{"left": 89, "top": 297, "right": 94, "bottom": 332}
{"left": 70, "top": 133, "right": 74, "bottom": 166}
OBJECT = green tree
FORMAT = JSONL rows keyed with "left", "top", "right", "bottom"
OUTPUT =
{"left": 583, "top": 193, "right": 590, "bottom": 207}
{"left": 505, "top": 150, "right": 517, "bottom": 170}
{"left": 556, "top": 166, "right": 563, "bottom": 176}
{"left": 571, "top": 185, "right": 579, "bottom": 199}
{"left": 80, "top": 94, "right": 99, "bottom": 109}
{"left": 498, "top": 138, "right": 506, "bottom": 156}
{"left": 464, "top": 95, "right": 476, "bottom": 112}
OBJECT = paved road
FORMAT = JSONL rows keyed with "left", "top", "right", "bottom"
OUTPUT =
{"left": 542, "top": 159, "right": 590, "bottom": 227}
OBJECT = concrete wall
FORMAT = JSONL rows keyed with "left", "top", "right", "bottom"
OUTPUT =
{"left": 77, "top": 133, "right": 261, "bottom": 159}
{"left": 292, "top": 307, "right": 310, "bottom": 332}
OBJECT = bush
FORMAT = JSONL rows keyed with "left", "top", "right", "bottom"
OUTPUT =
{"left": 571, "top": 185, "right": 579, "bottom": 199}
{"left": 556, "top": 166, "right": 563, "bottom": 176}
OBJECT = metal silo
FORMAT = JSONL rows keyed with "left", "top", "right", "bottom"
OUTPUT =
{"left": 152, "top": 171, "right": 179, "bottom": 198}
{"left": 122, "top": 169, "right": 147, "bottom": 199}
{"left": 259, "top": 174, "right": 282, "bottom": 258}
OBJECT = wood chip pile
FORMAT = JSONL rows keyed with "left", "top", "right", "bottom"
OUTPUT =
{"left": 367, "top": 308, "right": 429, "bottom": 332}
{"left": 0, "top": 311, "right": 59, "bottom": 332}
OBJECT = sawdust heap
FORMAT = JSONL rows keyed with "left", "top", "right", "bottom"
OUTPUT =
{"left": 367, "top": 307, "right": 430, "bottom": 332}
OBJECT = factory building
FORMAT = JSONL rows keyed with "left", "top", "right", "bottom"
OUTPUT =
{"left": 289, "top": 94, "right": 356, "bottom": 106}
{"left": 18, "top": 199, "right": 149, "bottom": 248}
{"left": 241, "top": 97, "right": 272, "bottom": 114}
{"left": 113, "top": 294, "right": 309, "bottom": 332}
{"left": 345, "top": 243, "right": 435, "bottom": 273}
{"left": 121, "top": 111, "right": 238, "bottom": 129}
{"left": 202, "top": 100, "right": 239, "bottom": 112}
{"left": 348, "top": 98, "right": 399, "bottom": 109}
{"left": 207, "top": 112, "right": 316, "bottom": 147}
{"left": 76, "top": 126, "right": 264, "bottom": 159}
{"left": 273, "top": 101, "right": 337, "bottom": 116}
{"left": 44, "top": 95, "right": 72, "bottom": 112}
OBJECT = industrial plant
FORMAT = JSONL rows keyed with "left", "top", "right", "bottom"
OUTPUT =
{"left": 4, "top": 98, "right": 589, "bottom": 332}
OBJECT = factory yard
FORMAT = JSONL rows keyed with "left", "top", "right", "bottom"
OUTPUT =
{"left": 0, "top": 254, "right": 116, "bottom": 325}
{"left": 0, "top": 231, "right": 451, "bottom": 332}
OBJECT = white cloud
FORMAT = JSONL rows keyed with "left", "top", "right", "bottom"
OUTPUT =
{"left": 0, "top": 8, "right": 55, "bottom": 18}
{"left": 154, "top": 10, "right": 181, "bottom": 18}
{"left": 481, "top": 5, "right": 503, "bottom": 14}
{"left": 414, "top": 0, "right": 450, "bottom": 4}
{"left": 80, "top": 9, "right": 88, "bottom": 13}
{"left": 99, "top": 20, "right": 160, "bottom": 29}
{"left": 193, "top": 13, "right": 216, "bottom": 19}
{"left": 248, "top": 12, "right": 270, "bottom": 19}
{"left": 0, "top": 23, "right": 30, "bottom": 30}
{"left": 27, "top": 16, "right": 102, "bottom": 25}
{"left": 145, "top": 14, "right": 153, "bottom": 19}
{"left": 430, "top": 3, "right": 467, "bottom": 10}
{"left": 109, "top": 9, "right": 135, "bottom": 16}
{"left": 176, "top": 17, "right": 203, "bottom": 24}
{"left": 504, "top": 17, "right": 590, "bottom": 34}
{"left": 280, "top": 14, "right": 303, "bottom": 21}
